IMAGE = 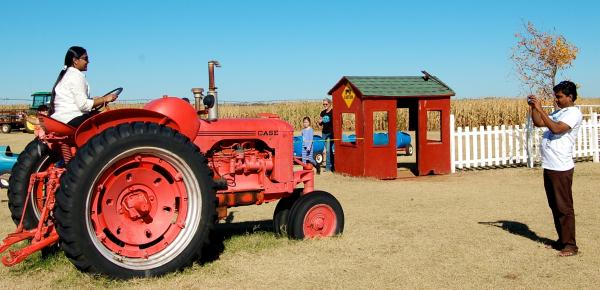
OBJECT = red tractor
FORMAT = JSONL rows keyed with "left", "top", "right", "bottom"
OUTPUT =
{"left": 0, "top": 61, "right": 344, "bottom": 279}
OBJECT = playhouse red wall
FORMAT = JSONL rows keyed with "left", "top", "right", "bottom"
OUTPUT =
{"left": 332, "top": 84, "right": 364, "bottom": 177}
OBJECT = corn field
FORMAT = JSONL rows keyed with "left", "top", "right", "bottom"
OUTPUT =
{"left": 222, "top": 98, "right": 600, "bottom": 131}
{"left": 2, "top": 98, "right": 599, "bottom": 131}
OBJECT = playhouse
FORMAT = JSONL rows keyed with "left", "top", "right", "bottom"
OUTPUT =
{"left": 328, "top": 72, "right": 455, "bottom": 179}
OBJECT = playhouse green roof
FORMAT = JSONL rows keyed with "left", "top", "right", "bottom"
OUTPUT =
{"left": 329, "top": 75, "right": 455, "bottom": 97}
{"left": 31, "top": 91, "right": 51, "bottom": 96}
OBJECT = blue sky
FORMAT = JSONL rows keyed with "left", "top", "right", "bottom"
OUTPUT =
{"left": 1, "top": 0, "right": 599, "bottom": 102}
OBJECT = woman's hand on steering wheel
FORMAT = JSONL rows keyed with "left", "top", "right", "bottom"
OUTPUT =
{"left": 92, "top": 87, "right": 123, "bottom": 112}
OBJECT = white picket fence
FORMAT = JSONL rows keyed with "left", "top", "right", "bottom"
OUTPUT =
{"left": 450, "top": 112, "right": 600, "bottom": 172}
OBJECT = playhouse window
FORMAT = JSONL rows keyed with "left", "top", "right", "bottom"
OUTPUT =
{"left": 373, "top": 111, "right": 389, "bottom": 146}
{"left": 427, "top": 110, "right": 442, "bottom": 142}
{"left": 341, "top": 113, "right": 356, "bottom": 144}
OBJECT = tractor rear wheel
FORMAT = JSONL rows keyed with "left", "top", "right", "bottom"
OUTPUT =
{"left": 272, "top": 189, "right": 301, "bottom": 237}
{"left": 55, "top": 122, "right": 216, "bottom": 278}
{"left": 286, "top": 191, "right": 344, "bottom": 239}
{"left": 8, "top": 139, "right": 58, "bottom": 229}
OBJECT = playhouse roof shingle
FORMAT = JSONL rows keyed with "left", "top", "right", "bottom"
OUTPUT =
{"left": 329, "top": 75, "right": 455, "bottom": 97}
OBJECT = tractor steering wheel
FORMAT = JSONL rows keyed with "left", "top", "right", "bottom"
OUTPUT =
{"left": 103, "top": 87, "right": 123, "bottom": 97}
{"left": 92, "top": 87, "right": 123, "bottom": 112}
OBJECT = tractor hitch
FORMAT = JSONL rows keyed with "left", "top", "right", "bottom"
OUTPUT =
{"left": 0, "top": 168, "right": 63, "bottom": 266}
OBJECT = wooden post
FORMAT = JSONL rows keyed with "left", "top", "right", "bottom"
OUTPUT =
{"left": 472, "top": 127, "right": 479, "bottom": 167}
{"left": 526, "top": 113, "right": 534, "bottom": 168}
{"left": 500, "top": 125, "right": 506, "bottom": 165}
{"left": 465, "top": 127, "right": 471, "bottom": 169}
{"left": 515, "top": 125, "right": 521, "bottom": 164}
{"left": 479, "top": 125, "right": 485, "bottom": 167}
{"left": 592, "top": 112, "right": 599, "bottom": 163}
{"left": 507, "top": 125, "right": 514, "bottom": 164}
{"left": 576, "top": 120, "right": 585, "bottom": 157}
{"left": 457, "top": 127, "right": 463, "bottom": 170}
{"left": 493, "top": 125, "right": 500, "bottom": 166}
{"left": 450, "top": 114, "right": 456, "bottom": 173}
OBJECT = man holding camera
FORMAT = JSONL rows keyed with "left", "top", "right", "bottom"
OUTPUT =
{"left": 528, "top": 80, "right": 583, "bottom": 257}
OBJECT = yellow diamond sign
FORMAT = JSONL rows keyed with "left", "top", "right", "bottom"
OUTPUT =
{"left": 342, "top": 83, "right": 356, "bottom": 108}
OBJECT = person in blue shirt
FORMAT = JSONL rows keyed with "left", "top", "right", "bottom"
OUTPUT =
{"left": 301, "top": 116, "right": 320, "bottom": 174}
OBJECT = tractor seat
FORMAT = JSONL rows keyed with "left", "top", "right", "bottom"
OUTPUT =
{"left": 39, "top": 115, "right": 76, "bottom": 136}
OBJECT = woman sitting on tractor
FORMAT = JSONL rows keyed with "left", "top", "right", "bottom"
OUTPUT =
{"left": 49, "top": 46, "right": 118, "bottom": 127}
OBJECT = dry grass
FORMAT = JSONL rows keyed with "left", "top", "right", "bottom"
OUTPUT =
{"left": 1, "top": 133, "right": 600, "bottom": 289}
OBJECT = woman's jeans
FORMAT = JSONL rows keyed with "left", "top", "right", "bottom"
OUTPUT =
{"left": 322, "top": 132, "right": 334, "bottom": 171}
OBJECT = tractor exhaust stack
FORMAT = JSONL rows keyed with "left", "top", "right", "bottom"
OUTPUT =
{"left": 207, "top": 60, "right": 221, "bottom": 120}
{"left": 191, "top": 87, "right": 204, "bottom": 113}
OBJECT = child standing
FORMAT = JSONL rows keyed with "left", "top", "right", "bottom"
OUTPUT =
{"left": 301, "top": 116, "right": 320, "bottom": 174}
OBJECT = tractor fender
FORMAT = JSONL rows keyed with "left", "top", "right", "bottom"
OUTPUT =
{"left": 143, "top": 97, "right": 200, "bottom": 139}
{"left": 74, "top": 108, "right": 181, "bottom": 147}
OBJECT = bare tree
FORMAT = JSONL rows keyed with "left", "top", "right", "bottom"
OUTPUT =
{"left": 511, "top": 22, "right": 578, "bottom": 99}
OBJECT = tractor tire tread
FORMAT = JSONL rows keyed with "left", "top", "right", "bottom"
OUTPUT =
{"left": 7, "top": 139, "right": 53, "bottom": 229}
{"left": 272, "top": 189, "right": 301, "bottom": 237}
{"left": 54, "top": 122, "right": 216, "bottom": 278}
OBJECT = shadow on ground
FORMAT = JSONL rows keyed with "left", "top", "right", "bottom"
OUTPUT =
{"left": 397, "top": 162, "right": 418, "bottom": 176}
{"left": 478, "top": 220, "right": 554, "bottom": 245}
{"left": 6, "top": 218, "right": 275, "bottom": 276}
{"left": 199, "top": 215, "right": 274, "bottom": 265}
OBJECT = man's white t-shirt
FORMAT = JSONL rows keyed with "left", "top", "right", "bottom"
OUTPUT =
{"left": 540, "top": 106, "right": 583, "bottom": 171}
{"left": 51, "top": 67, "right": 94, "bottom": 124}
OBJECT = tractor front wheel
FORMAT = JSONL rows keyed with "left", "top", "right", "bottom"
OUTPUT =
{"left": 55, "top": 122, "right": 216, "bottom": 278}
{"left": 286, "top": 191, "right": 344, "bottom": 239}
{"left": 272, "top": 189, "right": 301, "bottom": 237}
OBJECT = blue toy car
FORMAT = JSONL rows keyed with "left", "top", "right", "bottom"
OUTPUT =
{"left": 0, "top": 146, "right": 19, "bottom": 188}
{"left": 293, "top": 135, "right": 325, "bottom": 165}
{"left": 342, "top": 131, "right": 413, "bottom": 156}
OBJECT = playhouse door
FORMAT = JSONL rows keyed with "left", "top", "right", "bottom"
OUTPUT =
{"left": 417, "top": 100, "right": 451, "bottom": 175}
{"left": 364, "top": 105, "right": 397, "bottom": 179}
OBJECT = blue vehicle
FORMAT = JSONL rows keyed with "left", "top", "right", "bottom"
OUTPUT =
{"left": 0, "top": 146, "right": 19, "bottom": 188}
{"left": 293, "top": 135, "right": 325, "bottom": 165}
{"left": 342, "top": 131, "right": 413, "bottom": 156}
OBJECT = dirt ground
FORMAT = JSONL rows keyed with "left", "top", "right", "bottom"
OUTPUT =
{"left": 1, "top": 132, "right": 600, "bottom": 289}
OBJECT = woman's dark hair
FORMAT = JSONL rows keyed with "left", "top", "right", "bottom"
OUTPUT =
{"left": 553, "top": 80, "right": 577, "bottom": 102}
{"left": 49, "top": 46, "right": 87, "bottom": 114}
{"left": 303, "top": 116, "right": 311, "bottom": 124}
